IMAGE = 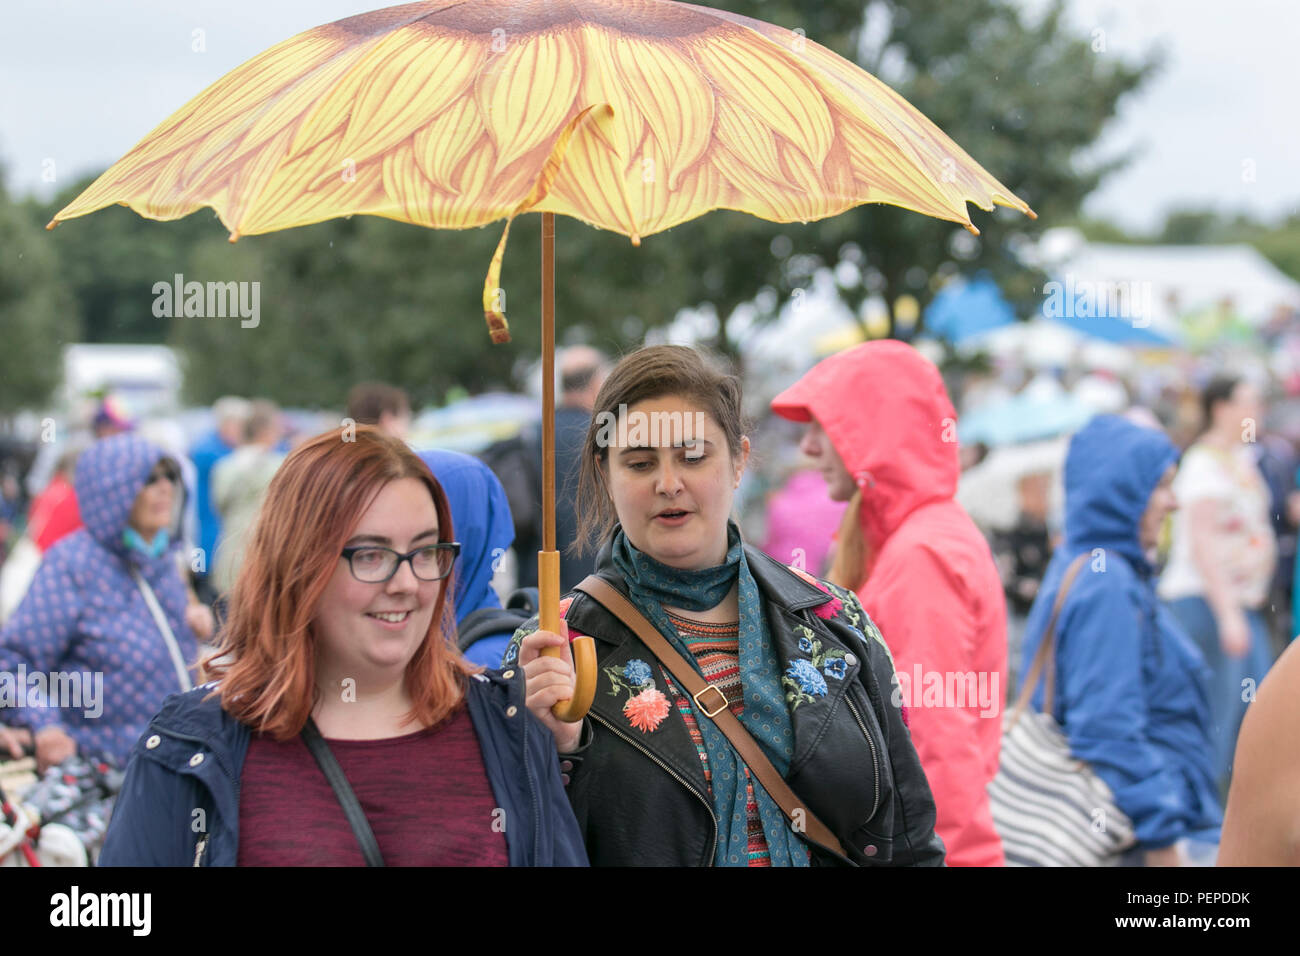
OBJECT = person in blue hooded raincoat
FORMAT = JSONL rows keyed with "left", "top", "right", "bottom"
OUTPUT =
{"left": 1019, "top": 415, "right": 1222, "bottom": 866}
{"left": 417, "top": 449, "right": 518, "bottom": 668}
{"left": 0, "top": 434, "right": 199, "bottom": 770}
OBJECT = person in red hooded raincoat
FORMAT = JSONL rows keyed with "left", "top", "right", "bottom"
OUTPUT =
{"left": 771, "top": 341, "right": 1008, "bottom": 866}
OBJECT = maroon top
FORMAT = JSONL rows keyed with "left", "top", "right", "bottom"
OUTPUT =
{"left": 237, "top": 705, "right": 509, "bottom": 866}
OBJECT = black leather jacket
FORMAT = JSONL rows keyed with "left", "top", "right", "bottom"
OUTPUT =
{"left": 508, "top": 542, "right": 946, "bottom": 867}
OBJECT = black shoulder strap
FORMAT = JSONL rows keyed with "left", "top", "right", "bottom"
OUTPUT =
{"left": 300, "top": 718, "right": 385, "bottom": 867}
{"left": 456, "top": 607, "right": 525, "bottom": 651}
{"left": 506, "top": 587, "right": 540, "bottom": 616}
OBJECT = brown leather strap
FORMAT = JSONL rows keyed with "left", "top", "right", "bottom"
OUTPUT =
{"left": 575, "top": 576, "right": 851, "bottom": 859}
{"left": 1008, "top": 552, "right": 1090, "bottom": 729}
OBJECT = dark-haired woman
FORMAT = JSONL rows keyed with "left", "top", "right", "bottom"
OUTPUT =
{"left": 509, "top": 345, "right": 943, "bottom": 867}
{"left": 1158, "top": 377, "right": 1276, "bottom": 795}
{"left": 99, "top": 427, "right": 585, "bottom": 866}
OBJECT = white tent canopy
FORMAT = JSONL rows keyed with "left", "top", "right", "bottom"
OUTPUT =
{"left": 1031, "top": 227, "right": 1300, "bottom": 331}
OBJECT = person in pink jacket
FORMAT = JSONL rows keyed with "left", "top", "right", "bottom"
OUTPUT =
{"left": 771, "top": 341, "right": 1008, "bottom": 866}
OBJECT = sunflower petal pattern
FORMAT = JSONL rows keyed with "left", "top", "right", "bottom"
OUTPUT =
{"left": 51, "top": 0, "right": 1034, "bottom": 341}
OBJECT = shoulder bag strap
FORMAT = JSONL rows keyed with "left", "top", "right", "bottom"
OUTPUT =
{"left": 456, "top": 607, "right": 522, "bottom": 652}
{"left": 1007, "top": 552, "right": 1090, "bottom": 729}
{"left": 129, "top": 566, "right": 194, "bottom": 692}
{"left": 300, "top": 718, "right": 385, "bottom": 867}
{"left": 574, "top": 576, "right": 850, "bottom": 860}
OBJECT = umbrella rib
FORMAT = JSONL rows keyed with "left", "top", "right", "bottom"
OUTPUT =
{"left": 228, "top": 1, "right": 478, "bottom": 238}
{"left": 688, "top": 2, "right": 1025, "bottom": 224}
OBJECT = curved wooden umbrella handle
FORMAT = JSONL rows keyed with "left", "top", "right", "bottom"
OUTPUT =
{"left": 537, "top": 550, "right": 596, "bottom": 722}
{"left": 546, "top": 637, "right": 596, "bottom": 723}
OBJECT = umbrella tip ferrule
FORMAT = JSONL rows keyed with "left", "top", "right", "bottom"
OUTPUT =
{"left": 45, "top": 218, "right": 59, "bottom": 231}
{"left": 228, "top": 230, "right": 241, "bottom": 243}
{"left": 964, "top": 222, "right": 981, "bottom": 237}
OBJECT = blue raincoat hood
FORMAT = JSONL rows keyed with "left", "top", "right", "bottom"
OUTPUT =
{"left": 73, "top": 434, "right": 175, "bottom": 555}
{"left": 1062, "top": 415, "right": 1179, "bottom": 570}
{"left": 418, "top": 449, "right": 514, "bottom": 624}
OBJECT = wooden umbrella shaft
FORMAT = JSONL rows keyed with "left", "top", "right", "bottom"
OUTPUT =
{"left": 539, "top": 213, "right": 560, "bottom": 633}
{"left": 538, "top": 213, "right": 596, "bottom": 723}
{"left": 542, "top": 214, "right": 556, "bottom": 556}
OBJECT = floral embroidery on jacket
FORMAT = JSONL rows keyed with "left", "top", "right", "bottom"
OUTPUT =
{"left": 502, "top": 595, "right": 582, "bottom": 667}
{"left": 788, "top": 565, "right": 845, "bottom": 619}
{"left": 782, "top": 626, "right": 847, "bottom": 710}
{"left": 605, "top": 659, "right": 671, "bottom": 733}
{"left": 787, "top": 564, "right": 892, "bottom": 664}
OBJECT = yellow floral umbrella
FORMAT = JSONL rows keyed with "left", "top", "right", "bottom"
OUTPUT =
{"left": 50, "top": 0, "right": 1035, "bottom": 720}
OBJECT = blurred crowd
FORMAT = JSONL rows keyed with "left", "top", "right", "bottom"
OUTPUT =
{"left": 1, "top": 335, "right": 1298, "bottom": 867}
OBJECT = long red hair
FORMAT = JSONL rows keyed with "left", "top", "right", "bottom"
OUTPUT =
{"left": 202, "top": 426, "right": 470, "bottom": 738}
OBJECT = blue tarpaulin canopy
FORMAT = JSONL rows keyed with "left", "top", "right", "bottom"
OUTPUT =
{"left": 1042, "top": 277, "right": 1178, "bottom": 346}
{"left": 924, "top": 274, "right": 1016, "bottom": 343}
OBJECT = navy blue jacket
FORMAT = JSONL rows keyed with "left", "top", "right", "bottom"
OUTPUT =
{"left": 1020, "top": 415, "right": 1222, "bottom": 848}
{"left": 99, "top": 668, "right": 587, "bottom": 866}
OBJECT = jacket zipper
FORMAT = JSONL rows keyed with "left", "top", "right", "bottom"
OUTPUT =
{"left": 589, "top": 711, "right": 718, "bottom": 866}
{"left": 156, "top": 726, "right": 237, "bottom": 866}
{"left": 800, "top": 607, "right": 882, "bottom": 822}
{"left": 521, "top": 698, "right": 542, "bottom": 864}
{"left": 844, "top": 694, "right": 882, "bottom": 820}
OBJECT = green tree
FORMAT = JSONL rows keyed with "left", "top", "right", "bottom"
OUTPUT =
{"left": 1250, "top": 214, "right": 1300, "bottom": 282}
{"left": 0, "top": 176, "right": 79, "bottom": 418}
{"left": 166, "top": 210, "right": 699, "bottom": 406}
{"left": 34, "top": 175, "right": 226, "bottom": 344}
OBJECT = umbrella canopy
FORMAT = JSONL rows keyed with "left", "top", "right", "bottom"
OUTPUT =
{"left": 50, "top": 0, "right": 1033, "bottom": 342}
{"left": 47, "top": 0, "right": 1035, "bottom": 721}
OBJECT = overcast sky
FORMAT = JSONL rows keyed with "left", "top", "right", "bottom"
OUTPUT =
{"left": 2, "top": 0, "right": 1295, "bottom": 232}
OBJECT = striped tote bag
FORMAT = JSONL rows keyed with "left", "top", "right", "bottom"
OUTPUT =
{"left": 988, "top": 554, "right": 1136, "bottom": 866}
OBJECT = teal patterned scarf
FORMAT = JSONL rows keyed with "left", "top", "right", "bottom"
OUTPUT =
{"left": 611, "top": 524, "right": 809, "bottom": 867}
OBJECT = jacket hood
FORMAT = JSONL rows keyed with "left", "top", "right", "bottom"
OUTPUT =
{"left": 771, "top": 341, "right": 959, "bottom": 547}
{"left": 1062, "top": 414, "right": 1179, "bottom": 569}
{"left": 418, "top": 449, "right": 514, "bottom": 624}
{"left": 73, "top": 433, "right": 173, "bottom": 552}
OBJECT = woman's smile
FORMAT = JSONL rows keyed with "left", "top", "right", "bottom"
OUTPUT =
{"left": 365, "top": 609, "right": 415, "bottom": 628}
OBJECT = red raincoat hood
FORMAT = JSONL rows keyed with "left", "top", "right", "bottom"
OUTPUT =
{"left": 771, "top": 341, "right": 959, "bottom": 549}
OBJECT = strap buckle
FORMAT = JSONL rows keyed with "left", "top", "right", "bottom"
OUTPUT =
{"left": 692, "top": 684, "right": 729, "bottom": 719}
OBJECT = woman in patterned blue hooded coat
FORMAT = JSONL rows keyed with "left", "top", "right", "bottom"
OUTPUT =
{"left": 1018, "top": 415, "right": 1222, "bottom": 866}
{"left": 0, "top": 434, "right": 199, "bottom": 771}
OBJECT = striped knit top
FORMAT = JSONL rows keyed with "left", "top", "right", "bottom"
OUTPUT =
{"left": 662, "top": 611, "right": 771, "bottom": 867}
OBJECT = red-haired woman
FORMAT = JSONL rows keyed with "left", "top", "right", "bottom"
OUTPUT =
{"left": 99, "top": 426, "right": 585, "bottom": 866}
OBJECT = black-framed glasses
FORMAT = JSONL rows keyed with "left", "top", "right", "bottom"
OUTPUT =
{"left": 340, "top": 542, "right": 460, "bottom": 583}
